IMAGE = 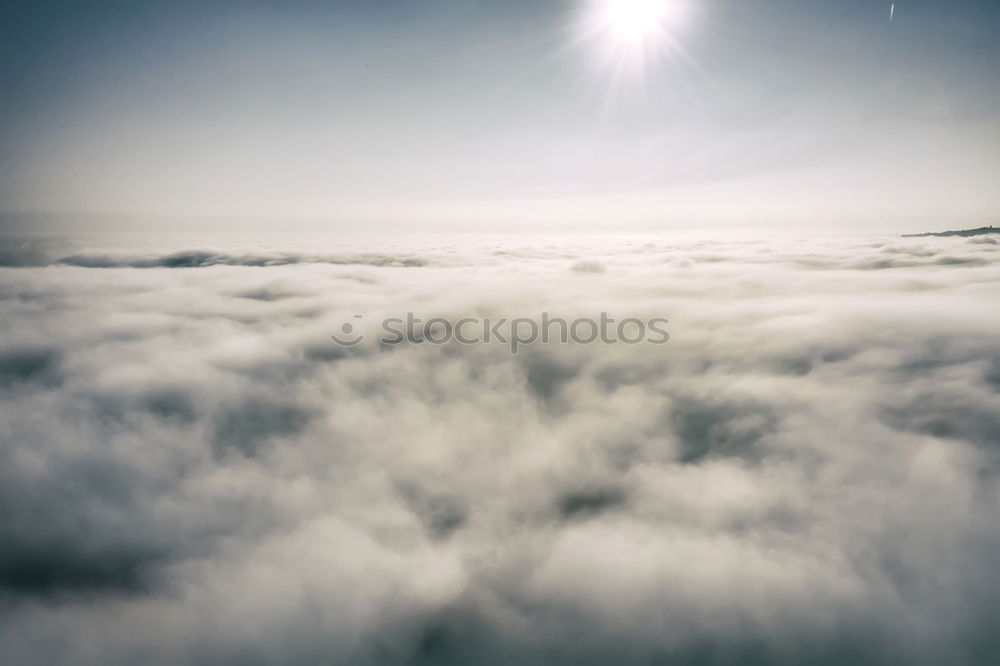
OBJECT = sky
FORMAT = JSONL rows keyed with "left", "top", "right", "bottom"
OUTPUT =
{"left": 1, "top": 0, "right": 999, "bottom": 230}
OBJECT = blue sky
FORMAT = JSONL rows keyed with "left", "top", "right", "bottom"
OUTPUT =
{"left": 2, "top": 0, "right": 998, "bottom": 229}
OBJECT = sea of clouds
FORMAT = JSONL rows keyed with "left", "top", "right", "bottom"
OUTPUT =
{"left": 1, "top": 231, "right": 999, "bottom": 665}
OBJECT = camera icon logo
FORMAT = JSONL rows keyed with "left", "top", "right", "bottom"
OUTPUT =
{"left": 330, "top": 314, "right": 365, "bottom": 347}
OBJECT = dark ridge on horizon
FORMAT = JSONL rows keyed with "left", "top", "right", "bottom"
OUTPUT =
{"left": 902, "top": 226, "right": 1000, "bottom": 238}
{"left": 0, "top": 248, "right": 429, "bottom": 269}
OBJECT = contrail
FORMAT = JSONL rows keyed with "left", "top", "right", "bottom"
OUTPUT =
{"left": 890, "top": 3, "right": 895, "bottom": 22}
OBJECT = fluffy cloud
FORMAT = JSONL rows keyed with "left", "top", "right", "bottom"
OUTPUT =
{"left": 1, "top": 232, "right": 999, "bottom": 665}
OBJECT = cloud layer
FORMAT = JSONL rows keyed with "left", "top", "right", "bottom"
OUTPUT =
{"left": 1, "top": 232, "right": 999, "bottom": 665}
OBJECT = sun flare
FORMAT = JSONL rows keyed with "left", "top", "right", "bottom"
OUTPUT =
{"left": 578, "top": 0, "right": 694, "bottom": 81}
{"left": 603, "top": 0, "right": 684, "bottom": 45}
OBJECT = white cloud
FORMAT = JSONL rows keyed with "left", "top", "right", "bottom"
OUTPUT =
{"left": 1, "top": 232, "right": 999, "bottom": 664}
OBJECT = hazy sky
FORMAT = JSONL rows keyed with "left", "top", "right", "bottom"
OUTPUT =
{"left": 2, "top": 0, "right": 999, "bottom": 230}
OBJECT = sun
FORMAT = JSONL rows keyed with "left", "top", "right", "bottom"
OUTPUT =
{"left": 575, "top": 0, "right": 694, "bottom": 82}
{"left": 578, "top": 0, "right": 696, "bottom": 77}
{"left": 602, "top": 0, "right": 684, "bottom": 46}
